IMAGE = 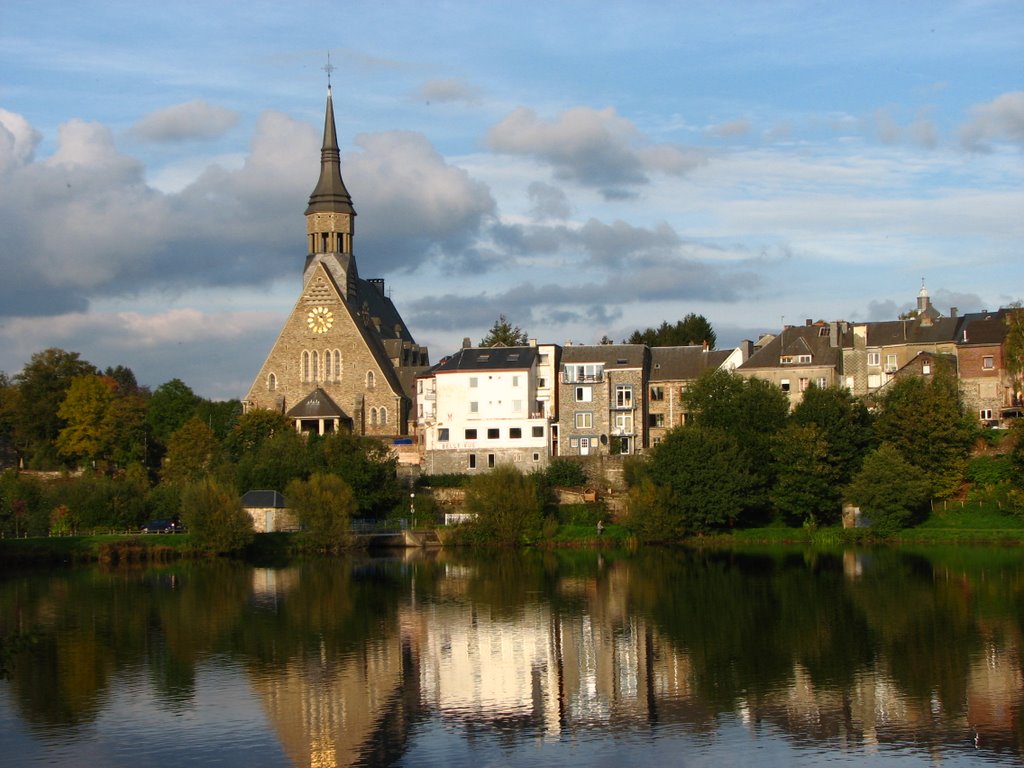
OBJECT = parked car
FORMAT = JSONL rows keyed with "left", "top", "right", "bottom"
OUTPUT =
{"left": 140, "top": 519, "right": 184, "bottom": 534}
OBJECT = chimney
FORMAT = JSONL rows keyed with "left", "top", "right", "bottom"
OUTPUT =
{"left": 950, "top": 306, "right": 958, "bottom": 318}
{"left": 805, "top": 318, "right": 812, "bottom": 326}
{"left": 462, "top": 337, "right": 472, "bottom": 349}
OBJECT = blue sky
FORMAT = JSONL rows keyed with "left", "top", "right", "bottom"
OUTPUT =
{"left": 1, "top": 0, "right": 1021, "bottom": 398}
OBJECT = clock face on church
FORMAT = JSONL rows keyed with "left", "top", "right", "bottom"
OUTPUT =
{"left": 307, "top": 306, "right": 334, "bottom": 333}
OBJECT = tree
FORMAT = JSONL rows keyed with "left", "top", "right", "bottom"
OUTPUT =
{"left": 632, "top": 426, "right": 758, "bottom": 536}
{"left": 179, "top": 477, "right": 253, "bottom": 554}
{"left": 146, "top": 379, "right": 200, "bottom": 446}
{"left": 317, "top": 430, "right": 399, "bottom": 518}
{"left": 480, "top": 314, "right": 528, "bottom": 347}
{"left": 845, "top": 443, "right": 931, "bottom": 533}
{"left": 627, "top": 313, "right": 717, "bottom": 348}
{"left": 1005, "top": 304, "right": 1024, "bottom": 400}
{"left": 235, "top": 429, "right": 311, "bottom": 493}
{"left": 791, "top": 384, "right": 873, "bottom": 485}
{"left": 873, "top": 367, "right": 975, "bottom": 498}
{"left": 223, "top": 409, "right": 293, "bottom": 461}
{"left": 56, "top": 375, "right": 118, "bottom": 466}
{"left": 286, "top": 472, "right": 355, "bottom": 550}
{"left": 770, "top": 423, "right": 840, "bottom": 526}
{"left": 11, "top": 348, "right": 98, "bottom": 467}
{"left": 465, "top": 465, "right": 545, "bottom": 546}
{"left": 162, "top": 416, "right": 222, "bottom": 485}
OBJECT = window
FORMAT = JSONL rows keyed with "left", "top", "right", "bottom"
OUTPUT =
{"left": 469, "top": 401, "right": 479, "bottom": 413}
{"left": 799, "top": 378, "right": 809, "bottom": 393}
{"left": 469, "top": 454, "right": 476, "bottom": 469}
{"left": 538, "top": 377, "right": 547, "bottom": 388}
{"left": 379, "top": 407, "right": 388, "bottom": 425}
{"left": 370, "top": 408, "right": 378, "bottom": 426}
{"left": 465, "top": 429, "right": 477, "bottom": 440}
{"left": 487, "top": 428, "right": 499, "bottom": 439}
{"left": 614, "top": 412, "right": 633, "bottom": 433}
{"left": 569, "top": 437, "right": 579, "bottom": 448}
{"left": 867, "top": 373, "right": 881, "bottom": 389}
{"left": 438, "top": 428, "right": 449, "bottom": 442}
{"left": 539, "top": 354, "right": 549, "bottom": 365}
{"left": 650, "top": 386, "right": 664, "bottom": 401}
{"left": 983, "top": 356, "right": 995, "bottom": 370}
{"left": 302, "top": 351, "right": 310, "bottom": 382}
{"left": 615, "top": 385, "right": 632, "bottom": 408}
{"left": 649, "top": 413, "right": 665, "bottom": 428}
{"left": 325, "top": 351, "right": 331, "bottom": 381}
{"left": 488, "top": 454, "right": 495, "bottom": 468}
{"left": 885, "top": 354, "right": 898, "bottom": 371}
{"left": 797, "top": 355, "right": 812, "bottom": 364}
{"left": 564, "top": 363, "right": 603, "bottom": 382}
{"left": 816, "top": 377, "right": 827, "bottom": 389}
{"left": 922, "top": 364, "right": 931, "bottom": 375}
{"left": 512, "top": 400, "right": 522, "bottom": 413}
{"left": 575, "top": 387, "right": 592, "bottom": 402}
{"left": 574, "top": 412, "right": 593, "bottom": 429}
{"left": 533, "top": 453, "right": 541, "bottom": 462}
{"left": 512, "top": 375, "right": 520, "bottom": 387}
{"left": 267, "top": 373, "right": 276, "bottom": 391}
{"left": 312, "top": 351, "right": 319, "bottom": 381}
{"left": 366, "top": 371, "right": 375, "bottom": 389}
{"left": 980, "top": 409, "right": 993, "bottom": 420}
{"left": 469, "top": 376, "right": 478, "bottom": 388}
{"left": 510, "top": 428, "right": 522, "bottom": 439}
{"left": 867, "top": 351, "right": 880, "bottom": 366}
{"left": 780, "top": 379, "right": 791, "bottom": 392}
{"left": 333, "top": 350, "right": 341, "bottom": 380}
{"left": 532, "top": 426, "right": 544, "bottom": 438}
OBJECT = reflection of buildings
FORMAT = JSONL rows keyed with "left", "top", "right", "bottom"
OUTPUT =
{"left": 246, "top": 560, "right": 1023, "bottom": 766}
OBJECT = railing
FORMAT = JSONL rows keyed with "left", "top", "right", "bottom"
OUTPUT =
{"left": 562, "top": 373, "right": 604, "bottom": 383}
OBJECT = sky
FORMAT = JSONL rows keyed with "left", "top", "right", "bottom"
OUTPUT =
{"left": 1, "top": 1, "right": 1022, "bottom": 399}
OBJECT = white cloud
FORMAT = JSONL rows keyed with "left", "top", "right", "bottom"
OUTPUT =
{"left": 0, "top": 108, "right": 40, "bottom": 172}
{"left": 131, "top": 99, "right": 239, "bottom": 142}
{"left": 415, "top": 78, "right": 481, "bottom": 104}
{"left": 960, "top": 91, "right": 1024, "bottom": 151}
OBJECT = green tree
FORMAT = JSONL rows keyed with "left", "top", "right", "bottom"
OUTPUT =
{"left": 544, "top": 457, "right": 589, "bottom": 487}
{"left": 626, "top": 313, "right": 717, "bottom": 348}
{"left": 11, "top": 349, "right": 98, "bottom": 467}
{"left": 465, "top": 465, "right": 545, "bottom": 546}
{"left": 161, "top": 416, "right": 222, "bottom": 485}
{"left": 633, "top": 426, "right": 758, "bottom": 536}
{"left": 193, "top": 399, "right": 242, "bottom": 441}
{"left": 791, "top": 384, "right": 873, "bottom": 485}
{"left": 480, "top": 314, "right": 528, "bottom": 347}
{"left": 286, "top": 472, "right": 355, "bottom": 551}
{"left": 146, "top": 379, "right": 200, "bottom": 446}
{"left": 223, "top": 409, "right": 293, "bottom": 461}
{"left": 873, "top": 367, "right": 974, "bottom": 498}
{"left": 179, "top": 477, "right": 253, "bottom": 554}
{"left": 770, "top": 423, "right": 840, "bottom": 526}
{"left": 1005, "top": 305, "right": 1024, "bottom": 398}
{"left": 318, "top": 431, "right": 399, "bottom": 518}
{"left": 235, "top": 429, "right": 311, "bottom": 493}
{"left": 845, "top": 443, "right": 932, "bottom": 533}
{"left": 56, "top": 375, "right": 119, "bottom": 466}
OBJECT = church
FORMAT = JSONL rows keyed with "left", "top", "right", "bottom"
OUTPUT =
{"left": 243, "top": 86, "right": 429, "bottom": 437}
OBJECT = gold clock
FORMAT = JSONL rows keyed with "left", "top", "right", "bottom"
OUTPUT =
{"left": 307, "top": 306, "right": 334, "bottom": 333}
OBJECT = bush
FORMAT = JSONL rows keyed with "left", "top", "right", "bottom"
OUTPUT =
{"left": 966, "top": 454, "right": 1013, "bottom": 487}
{"left": 544, "top": 457, "right": 589, "bottom": 488}
{"left": 286, "top": 472, "right": 355, "bottom": 551}
{"left": 845, "top": 444, "right": 932, "bottom": 533}
{"left": 464, "top": 465, "right": 545, "bottom": 546}
{"left": 180, "top": 477, "right": 254, "bottom": 554}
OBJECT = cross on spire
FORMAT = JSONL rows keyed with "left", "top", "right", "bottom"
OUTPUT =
{"left": 323, "top": 51, "right": 335, "bottom": 88}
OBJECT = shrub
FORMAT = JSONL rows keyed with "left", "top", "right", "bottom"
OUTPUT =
{"left": 180, "top": 477, "right": 254, "bottom": 554}
{"left": 544, "top": 457, "right": 589, "bottom": 488}
{"left": 845, "top": 443, "right": 932, "bottom": 533}
{"left": 286, "top": 472, "right": 355, "bottom": 551}
{"left": 464, "top": 465, "right": 545, "bottom": 546}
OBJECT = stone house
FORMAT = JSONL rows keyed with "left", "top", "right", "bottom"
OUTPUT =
{"left": 558, "top": 345, "right": 648, "bottom": 456}
{"left": 242, "top": 490, "right": 299, "bottom": 533}
{"left": 955, "top": 310, "right": 1014, "bottom": 425}
{"left": 738, "top": 320, "right": 845, "bottom": 408}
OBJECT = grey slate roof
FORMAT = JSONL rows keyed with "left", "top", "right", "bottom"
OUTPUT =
{"left": 739, "top": 324, "right": 843, "bottom": 370}
{"left": 864, "top": 317, "right": 960, "bottom": 346}
{"left": 957, "top": 310, "right": 1009, "bottom": 346}
{"left": 241, "top": 490, "right": 287, "bottom": 509}
{"left": 650, "top": 346, "right": 732, "bottom": 381}
{"left": 432, "top": 345, "right": 539, "bottom": 373}
{"left": 305, "top": 86, "right": 355, "bottom": 216}
{"left": 286, "top": 387, "right": 347, "bottom": 419}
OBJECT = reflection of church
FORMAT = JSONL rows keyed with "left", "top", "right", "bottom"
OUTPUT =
{"left": 244, "top": 87, "right": 429, "bottom": 437}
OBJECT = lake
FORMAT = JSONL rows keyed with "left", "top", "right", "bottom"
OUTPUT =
{"left": 0, "top": 546, "right": 1021, "bottom": 767}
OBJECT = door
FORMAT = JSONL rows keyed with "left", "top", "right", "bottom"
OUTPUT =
{"left": 579, "top": 437, "right": 590, "bottom": 456}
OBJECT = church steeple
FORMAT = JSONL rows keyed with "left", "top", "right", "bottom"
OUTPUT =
{"left": 305, "top": 85, "right": 356, "bottom": 256}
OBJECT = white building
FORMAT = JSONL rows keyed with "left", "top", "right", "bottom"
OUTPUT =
{"left": 417, "top": 343, "right": 559, "bottom": 474}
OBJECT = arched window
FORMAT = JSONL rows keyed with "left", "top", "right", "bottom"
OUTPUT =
{"left": 366, "top": 370, "right": 375, "bottom": 390}
{"left": 312, "top": 351, "right": 319, "bottom": 382}
{"left": 379, "top": 407, "right": 388, "bottom": 426}
{"left": 333, "top": 350, "right": 341, "bottom": 381}
{"left": 302, "top": 351, "right": 310, "bottom": 382}
{"left": 267, "top": 373, "right": 276, "bottom": 391}
{"left": 369, "top": 407, "right": 378, "bottom": 426}
{"left": 324, "top": 351, "right": 332, "bottom": 381}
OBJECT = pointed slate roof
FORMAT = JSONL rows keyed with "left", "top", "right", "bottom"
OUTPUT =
{"left": 305, "top": 86, "right": 356, "bottom": 216}
{"left": 650, "top": 345, "right": 732, "bottom": 381}
{"left": 286, "top": 387, "right": 347, "bottom": 419}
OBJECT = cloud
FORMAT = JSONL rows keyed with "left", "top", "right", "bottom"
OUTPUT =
{"left": 486, "top": 106, "right": 702, "bottom": 197}
{"left": 707, "top": 119, "right": 750, "bottom": 139}
{"left": 0, "top": 108, "right": 40, "bottom": 171}
{"left": 960, "top": 91, "right": 1024, "bottom": 151}
{"left": 872, "top": 107, "right": 937, "bottom": 149}
{"left": 527, "top": 181, "right": 571, "bottom": 220}
{"left": 415, "top": 78, "right": 481, "bottom": 104}
{"left": 131, "top": 99, "right": 239, "bottom": 142}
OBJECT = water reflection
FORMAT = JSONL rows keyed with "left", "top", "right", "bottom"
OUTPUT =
{"left": 0, "top": 547, "right": 1021, "bottom": 766}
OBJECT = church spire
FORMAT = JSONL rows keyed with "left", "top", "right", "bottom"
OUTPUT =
{"left": 305, "top": 85, "right": 355, "bottom": 217}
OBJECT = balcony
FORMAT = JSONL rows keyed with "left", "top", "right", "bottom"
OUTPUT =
{"left": 562, "top": 372, "right": 604, "bottom": 384}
